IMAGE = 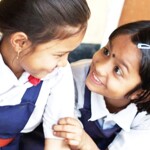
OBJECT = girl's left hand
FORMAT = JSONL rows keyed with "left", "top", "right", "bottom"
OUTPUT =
{"left": 53, "top": 117, "right": 87, "bottom": 149}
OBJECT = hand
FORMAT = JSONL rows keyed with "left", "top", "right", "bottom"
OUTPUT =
{"left": 53, "top": 117, "right": 88, "bottom": 149}
{"left": 53, "top": 117, "right": 100, "bottom": 150}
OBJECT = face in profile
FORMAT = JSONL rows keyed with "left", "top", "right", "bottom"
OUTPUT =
{"left": 17, "top": 30, "right": 85, "bottom": 79}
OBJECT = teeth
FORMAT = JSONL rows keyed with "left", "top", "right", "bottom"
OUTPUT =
{"left": 93, "top": 72, "right": 100, "bottom": 82}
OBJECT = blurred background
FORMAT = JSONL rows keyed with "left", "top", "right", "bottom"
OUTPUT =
{"left": 84, "top": 0, "right": 150, "bottom": 46}
{"left": 68, "top": 0, "right": 150, "bottom": 62}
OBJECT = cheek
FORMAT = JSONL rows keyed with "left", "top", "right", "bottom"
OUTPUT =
{"left": 92, "top": 52, "right": 99, "bottom": 61}
{"left": 93, "top": 52, "right": 104, "bottom": 65}
{"left": 20, "top": 53, "right": 61, "bottom": 77}
{"left": 20, "top": 55, "right": 43, "bottom": 71}
{"left": 20, "top": 59, "right": 37, "bottom": 73}
{"left": 110, "top": 80, "right": 137, "bottom": 99}
{"left": 106, "top": 79, "right": 127, "bottom": 97}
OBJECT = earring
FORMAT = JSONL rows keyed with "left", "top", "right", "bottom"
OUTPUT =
{"left": 16, "top": 51, "right": 20, "bottom": 59}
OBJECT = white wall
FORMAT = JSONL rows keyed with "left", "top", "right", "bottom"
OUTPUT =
{"left": 82, "top": 0, "right": 125, "bottom": 46}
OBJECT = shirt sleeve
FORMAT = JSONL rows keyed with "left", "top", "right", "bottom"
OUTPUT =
{"left": 43, "top": 63, "right": 75, "bottom": 139}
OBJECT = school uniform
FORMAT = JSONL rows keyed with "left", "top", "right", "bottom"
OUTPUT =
{"left": 71, "top": 59, "right": 150, "bottom": 150}
{"left": 0, "top": 54, "right": 75, "bottom": 149}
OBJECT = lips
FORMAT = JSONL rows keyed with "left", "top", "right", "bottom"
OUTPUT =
{"left": 90, "top": 71, "right": 104, "bottom": 86}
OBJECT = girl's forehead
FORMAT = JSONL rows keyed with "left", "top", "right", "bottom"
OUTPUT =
{"left": 108, "top": 34, "right": 142, "bottom": 71}
{"left": 108, "top": 34, "right": 140, "bottom": 56}
{"left": 108, "top": 34, "right": 132, "bottom": 47}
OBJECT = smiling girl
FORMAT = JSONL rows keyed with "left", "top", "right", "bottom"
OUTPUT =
{"left": 53, "top": 21, "right": 150, "bottom": 150}
{"left": 0, "top": 0, "right": 90, "bottom": 150}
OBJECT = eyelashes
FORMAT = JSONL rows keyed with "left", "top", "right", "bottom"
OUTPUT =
{"left": 103, "top": 47, "right": 110, "bottom": 56}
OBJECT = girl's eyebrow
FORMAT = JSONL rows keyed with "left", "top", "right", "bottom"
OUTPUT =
{"left": 109, "top": 40, "right": 112, "bottom": 49}
{"left": 105, "top": 41, "right": 112, "bottom": 53}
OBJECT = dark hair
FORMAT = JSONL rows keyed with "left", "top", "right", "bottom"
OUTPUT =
{"left": 130, "top": 28, "right": 150, "bottom": 113}
{"left": 0, "top": 0, "right": 90, "bottom": 44}
{"left": 109, "top": 20, "right": 150, "bottom": 41}
{"left": 109, "top": 20, "right": 150, "bottom": 113}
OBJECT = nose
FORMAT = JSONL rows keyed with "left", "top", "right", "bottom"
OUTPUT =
{"left": 94, "top": 58, "right": 112, "bottom": 77}
{"left": 57, "top": 54, "right": 68, "bottom": 67}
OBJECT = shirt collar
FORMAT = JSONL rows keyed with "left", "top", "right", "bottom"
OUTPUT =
{"left": 90, "top": 92, "right": 109, "bottom": 120}
{"left": 90, "top": 92, "right": 138, "bottom": 131}
{"left": 0, "top": 54, "right": 19, "bottom": 94}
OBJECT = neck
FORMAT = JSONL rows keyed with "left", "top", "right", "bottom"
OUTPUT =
{"left": 0, "top": 38, "right": 24, "bottom": 78}
{"left": 104, "top": 97, "right": 129, "bottom": 113}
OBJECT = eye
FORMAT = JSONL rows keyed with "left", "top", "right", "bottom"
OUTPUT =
{"left": 57, "top": 52, "right": 69, "bottom": 57}
{"left": 103, "top": 47, "right": 110, "bottom": 56}
{"left": 114, "top": 66, "right": 123, "bottom": 76}
{"left": 58, "top": 54, "right": 64, "bottom": 57}
{"left": 54, "top": 53, "right": 64, "bottom": 58}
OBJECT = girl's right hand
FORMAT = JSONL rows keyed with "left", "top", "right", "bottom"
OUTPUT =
{"left": 53, "top": 117, "right": 86, "bottom": 149}
{"left": 53, "top": 117, "right": 100, "bottom": 150}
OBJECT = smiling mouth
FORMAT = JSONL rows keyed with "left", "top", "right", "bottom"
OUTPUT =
{"left": 90, "top": 71, "right": 104, "bottom": 86}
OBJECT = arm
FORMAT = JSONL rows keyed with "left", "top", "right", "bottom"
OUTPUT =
{"left": 43, "top": 64, "right": 75, "bottom": 149}
{"left": 53, "top": 117, "right": 100, "bottom": 150}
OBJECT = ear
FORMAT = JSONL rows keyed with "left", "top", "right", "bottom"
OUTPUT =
{"left": 10, "top": 32, "right": 31, "bottom": 53}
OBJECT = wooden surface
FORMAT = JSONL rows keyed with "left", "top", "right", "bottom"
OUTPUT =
{"left": 119, "top": 0, "right": 150, "bottom": 26}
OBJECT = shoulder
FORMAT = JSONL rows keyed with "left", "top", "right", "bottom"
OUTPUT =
{"left": 52, "top": 62, "right": 73, "bottom": 79}
{"left": 132, "top": 111, "right": 150, "bottom": 129}
{"left": 109, "top": 111, "right": 150, "bottom": 150}
{"left": 71, "top": 59, "right": 92, "bottom": 82}
{"left": 109, "top": 112, "right": 150, "bottom": 150}
{"left": 71, "top": 59, "right": 92, "bottom": 69}
{"left": 59, "top": 61, "right": 72, "bottom": 73}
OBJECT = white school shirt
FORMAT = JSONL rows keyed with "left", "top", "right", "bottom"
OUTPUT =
{"left": 0, "top": 54, "right": 75, "bottom": 139}
{"left": 71, "top": 59, "right": 150, "bottom": 150}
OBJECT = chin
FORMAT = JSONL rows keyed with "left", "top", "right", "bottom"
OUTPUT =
{"left": 32, "top": 73, "right": 48, "bottom": 79}
{"left": 86, "top": 79, "right": 102, "bottom": 95}
{"left": 86, "top": 79, "right": 95, "bottom": 91}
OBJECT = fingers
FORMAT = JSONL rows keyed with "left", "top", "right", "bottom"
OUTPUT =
{"left": 57, "top": 117, "right": 82, "bottom": 127}
{"left": 53, "top": 131, "right": 81, "bottom": 148}
{"left": 53, "top": 129, "right": 81, "bottom": 140}
{"left": 53, "top": 124, "right": 78, "bottom": 133}
{"left": 53, "top": 117, "right": 84, "bottom": 148}
{"left": 65, "top": 139, "right": 80, "bottom": 146}
{"left": 53, "top": 122, "right": 83, "bottom": 138}
{"left": 53, "top": 117, "right": 83, "bottom": 137}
